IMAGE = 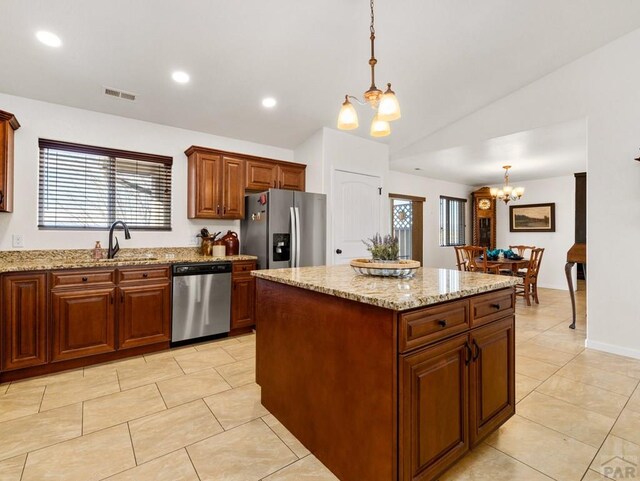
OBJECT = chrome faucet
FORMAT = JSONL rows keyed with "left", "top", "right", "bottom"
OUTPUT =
{"left": 107, "top": 221, "right": 131, "bottom": 259}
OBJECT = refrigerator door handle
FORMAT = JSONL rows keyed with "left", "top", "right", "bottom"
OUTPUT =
{"left": 290, "top": 206, "right": 297, "bottom": 267}
{"left": 294, "top": 207, "right": 301, "bottom": 268}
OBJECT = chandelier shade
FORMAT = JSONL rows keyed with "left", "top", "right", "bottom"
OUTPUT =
{"left": 336, "top": 0, "right": 400, "bottom": 137}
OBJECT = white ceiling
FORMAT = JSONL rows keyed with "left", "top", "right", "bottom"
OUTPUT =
{"left": 391, "top": 118, "right": 588, "bottom": 185}
{"left": 1, "top": 0, "right": 639, "bottom": 156}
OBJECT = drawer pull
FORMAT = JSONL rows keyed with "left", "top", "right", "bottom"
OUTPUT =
{"left": 490, "top": 303, "right": 501, "bottom": 309}
{"left": 82, "top": 277, "right": 88, "bottom": 282}
{"left": 142, "top": 273, "right": 148, "bottom": 278}
{"left": 465, "top": 342, "right": 472, "bottom": 365}
{"left": 437, "top": 319, "right": 447, "bottom": 328}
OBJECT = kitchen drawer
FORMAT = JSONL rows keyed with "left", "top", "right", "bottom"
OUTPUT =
{"left": 470, "top": 288, "right": 514, "bottom": 328}
{"left": 51, "top": 269, "right": 115, "bottom": 289}
{"left": 117, "top": 265, "right": 170, "bottom": 285}
{"left": 399, "top": 299, "right": 470, "bottom": 353}
{"left": 233, "top": 261, "right": 256, "bottom": 277}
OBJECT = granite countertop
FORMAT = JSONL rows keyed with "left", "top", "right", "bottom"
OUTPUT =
{"left": 252, "top": 265, "right": 519, "bottom": 311}
{"left": 0, "top": 247, "right": 257, "bottom": 273}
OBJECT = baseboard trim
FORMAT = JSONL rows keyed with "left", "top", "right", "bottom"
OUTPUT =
{"left": 585, "top": 339, "right": 640, "bottom": 360}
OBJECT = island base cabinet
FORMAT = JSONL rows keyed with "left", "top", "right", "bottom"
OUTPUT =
{"left": 469, "top": 316, "right": 515, "bottom": 446}
{"left": 1, "top": 273, "right": 47, "bottom": 371}
{"left": 51, "top": 288, "right": 116, "bottom": 361}
{"left": 118, "top": 283, "right": 171, "bottom": 350}
{"left": 400, "top": 334, "right": 470, "bottom": 481}
{"left": 400, "top": 316, "right": 515, "bottom": 480}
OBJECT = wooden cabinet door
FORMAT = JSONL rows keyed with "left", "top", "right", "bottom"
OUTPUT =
{"left": 189, "top": 152, "right": 222, "bottom": 218}
{"left": 1, "top": 273, "right": 47, "bottom": 370}
{"left": 246, "top": 159, "right": 277, "bottom": 191}
{"left": 400, "top": 333, "right": 470, "bottom": 481}
{"left": 231, "top": 277, "right": 255, "bottom": 330}
{"left": 51, "top": 288, "right": 116, "bottom": 361}
{"left": 277, "top": 164, "right": 305, "bottom": 191}
{"left": 222, "top": 156, "right": 246, "bottom": 219}
{"left": 118, "top": 283, "right": 171, "bottom": 350}
{"left": 469, "top": 316, "right": 515, "bottom": 446}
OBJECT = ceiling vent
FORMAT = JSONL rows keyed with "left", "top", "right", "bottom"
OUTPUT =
{"left": 104, "top": 87, "right": 137, "bottom": 102}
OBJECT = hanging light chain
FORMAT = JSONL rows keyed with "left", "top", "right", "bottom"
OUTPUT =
{"left": 370, "top": 0, "right": 375, "bottom": 35}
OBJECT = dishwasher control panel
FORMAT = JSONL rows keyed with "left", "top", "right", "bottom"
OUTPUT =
{"left": 173, "top": 262, "right": 233, "bottom": 276}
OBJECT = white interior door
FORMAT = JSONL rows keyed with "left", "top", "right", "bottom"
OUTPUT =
{"left": 332, "top": 170, "right": 381, "bottom": 265}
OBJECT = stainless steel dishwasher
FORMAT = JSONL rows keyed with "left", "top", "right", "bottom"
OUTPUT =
{"left": 171, "top": 262, "right": 232, "bottom": 344}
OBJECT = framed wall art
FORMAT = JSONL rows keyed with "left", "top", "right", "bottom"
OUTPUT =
{"left": 509, "top": 203, "right": 556, "bottom": 232}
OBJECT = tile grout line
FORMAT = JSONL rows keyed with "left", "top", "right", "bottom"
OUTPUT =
{"left": 259, "top": 416, "right": 306, "bottom": 460}
{"left": 125, "top": 422, "right": 139, "bottom": 466}
{"left": 479, "top": 442, "right": 558, "bottom": 481}
{"left": 184, "top": 447, "right": 203, "bottom": 481}
{"left": 18, "top": 452, "right": 28, "bottom": 481}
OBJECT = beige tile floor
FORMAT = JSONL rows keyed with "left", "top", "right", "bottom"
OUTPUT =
{"left": 0, "top": 283, "right": 638, "bottom": 481}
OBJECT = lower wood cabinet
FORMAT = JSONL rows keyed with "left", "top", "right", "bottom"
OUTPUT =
{"left": 118, "top": 282, "right": 171, "bottom": 350}
{"left": 400, "top": 313, "right": 515, "bottom": 481}
{"left": 1, "top": 273, "right": 48, "bottom": 371}
{"left": 51, "top": 287, "right": 116, "bottom": 361}
{"left": 231, "top": 261, "right": 256, "bottom": 330}
{"left": 400, "top": 334, "right": 469, "bottom": 481}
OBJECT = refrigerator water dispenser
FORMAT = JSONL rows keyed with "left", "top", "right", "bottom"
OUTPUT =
{"left": 273, "top": 233, "right": 291, "bottom": 262}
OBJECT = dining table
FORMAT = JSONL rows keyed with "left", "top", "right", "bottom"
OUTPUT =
{"left": 478, "top": 257, "right": 529, "bottom": 275}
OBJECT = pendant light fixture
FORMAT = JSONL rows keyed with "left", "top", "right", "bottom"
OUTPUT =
{"left": 337, "top": 0, "right": 401, "bottom": 137}
{"left": 490, "top": 166, "right": 525, "bottom": 204}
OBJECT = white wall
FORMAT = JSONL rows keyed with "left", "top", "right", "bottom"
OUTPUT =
{"left": 386, "top": 171, "right": 473, "bottom": 269}
{"left": 0, "top": 93, "right": 295, "bottom": 251}
{"left": 295, "top": 128, "right": 390, "bottom": 264}
{"left": 494, "top": 175, "right": 576, "bottom": 290}
{"left": 393, "top": 28, "right": 640, "bottom": 358}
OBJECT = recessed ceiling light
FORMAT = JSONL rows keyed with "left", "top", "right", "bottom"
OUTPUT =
{"left": 262, "top": 97, "right": 277, "bottom": 108}
{"left": 172, "top": 71, "right": 190, "bottom": 84}
{"left": 36, "top": 30, "right": 62, "bottom": 48}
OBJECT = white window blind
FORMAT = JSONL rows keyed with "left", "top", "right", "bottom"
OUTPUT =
{"left": 440, "top": 196, "right": 466, "bottom": 246}
{"left": 38, "top": 139, "right": 172, "bottom": 230}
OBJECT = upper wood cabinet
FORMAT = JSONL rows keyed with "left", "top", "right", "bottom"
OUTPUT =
{"left": 0, "top": 110, "right": 19, "bottom": 213}
{"left": 187, "top": 146, "right": 306, "bottom": 218}
{"left": 187, "top": 148, "right": 246, "bottom": 219}
{"left": 1, "top": 273, "right": 47, "bottom": 371}
{"left": 246, "top": 159, "right": 306, "bottom": 192}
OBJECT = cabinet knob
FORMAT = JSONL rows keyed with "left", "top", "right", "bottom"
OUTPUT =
{"left": 0, "top": 190, "right": 4, "bottom": 204}
{"left": 336, "top": 249, "right": 342, "bottom": 254}
{"left": 490, "top": 303, "right": 501, "bottom": 309}
{"left": 142, "top": 273, "right": 148, "bottom": 278}
{"left": 437, "top": 319, "right": 447, "bottom": 328}
{"left": 82, "top": 277, "right": 88, "bottom": 282}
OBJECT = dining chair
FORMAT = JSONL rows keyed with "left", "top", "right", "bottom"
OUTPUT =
{"left": 458, "top": 246, "right": 501, "bottom": 274}
{"left": 454, "top": 246, "right": 468, "bottom": 271}
{"left": 508, "top": 245, "right": 536, "bottom": 276}
{"left": 515, "top": 247, "right": 544, "bottom": 306}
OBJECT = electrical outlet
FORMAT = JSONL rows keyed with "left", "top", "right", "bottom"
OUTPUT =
{"left": 12, "top": 234, "right": 24, "bottom": 248}
{"left": 189, "top": 235, "right": 199, "bottom": 246}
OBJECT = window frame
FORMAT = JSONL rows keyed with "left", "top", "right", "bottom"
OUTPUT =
{"left": 439, "top": 195, "right": 467, "bottom": 247}
{"left": 38, "top": 139, "right": 173, "bottom": 231}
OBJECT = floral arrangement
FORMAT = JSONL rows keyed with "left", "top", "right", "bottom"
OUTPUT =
{"left": 362, "top": 233, "right": 400, "bottom": 261}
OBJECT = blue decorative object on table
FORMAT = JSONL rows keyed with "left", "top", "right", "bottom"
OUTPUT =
{"left": 503, "top": 249, "right": 524, "bottom": 260}
{"left": 486, "top": 249, "right": 501, "bottom": 261}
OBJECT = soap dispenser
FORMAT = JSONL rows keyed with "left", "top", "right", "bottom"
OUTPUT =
{"left": 93, "top": 241, "right": 104, "bottom": 260}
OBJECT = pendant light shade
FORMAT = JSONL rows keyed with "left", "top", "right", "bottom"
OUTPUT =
{"left": 337, "top": 97, "right": 359, "bottom": 130}
{"left": 370, "top": 114, "right": 391, "bottom": 137}
{"left": 377, "top": 83, "right": 401, "bottom": 121}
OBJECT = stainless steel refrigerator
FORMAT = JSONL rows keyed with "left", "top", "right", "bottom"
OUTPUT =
{"left": 241, "top": 189, "right": 326, "bottom": 269}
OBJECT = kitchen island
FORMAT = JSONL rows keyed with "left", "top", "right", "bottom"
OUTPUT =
{"left": 253, "top": 265, "right": 519, "bottom": 481}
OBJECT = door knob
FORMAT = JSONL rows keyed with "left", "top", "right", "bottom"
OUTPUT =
{"left": 336, "top": 249, "right": 342, "bottom": 254}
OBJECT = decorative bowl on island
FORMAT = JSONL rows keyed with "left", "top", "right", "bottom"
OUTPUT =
{"left": 350, "top": 258, "right": 421, "bottom": 278}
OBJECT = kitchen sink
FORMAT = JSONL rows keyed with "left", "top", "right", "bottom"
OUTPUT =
{"left": 98, "top": 256, "right": 159, "bottom": 262}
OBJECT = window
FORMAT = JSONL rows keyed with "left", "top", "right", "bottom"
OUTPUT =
{"left": 38, "top": 140, "right": 172, "bottom": 230}
{"left": 440, "top": 196, "right": 466, "bottom": 246}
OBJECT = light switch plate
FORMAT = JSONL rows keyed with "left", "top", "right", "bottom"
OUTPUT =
{"left": 12, "top": 234, "right": 24, "bottom": 248}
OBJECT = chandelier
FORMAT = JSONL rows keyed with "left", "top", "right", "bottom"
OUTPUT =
{"left": 490, "top": 166, "right": 525, "bottom": 204}
{"left": 336, "top": 0, "right": 401, "bottom": 137}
